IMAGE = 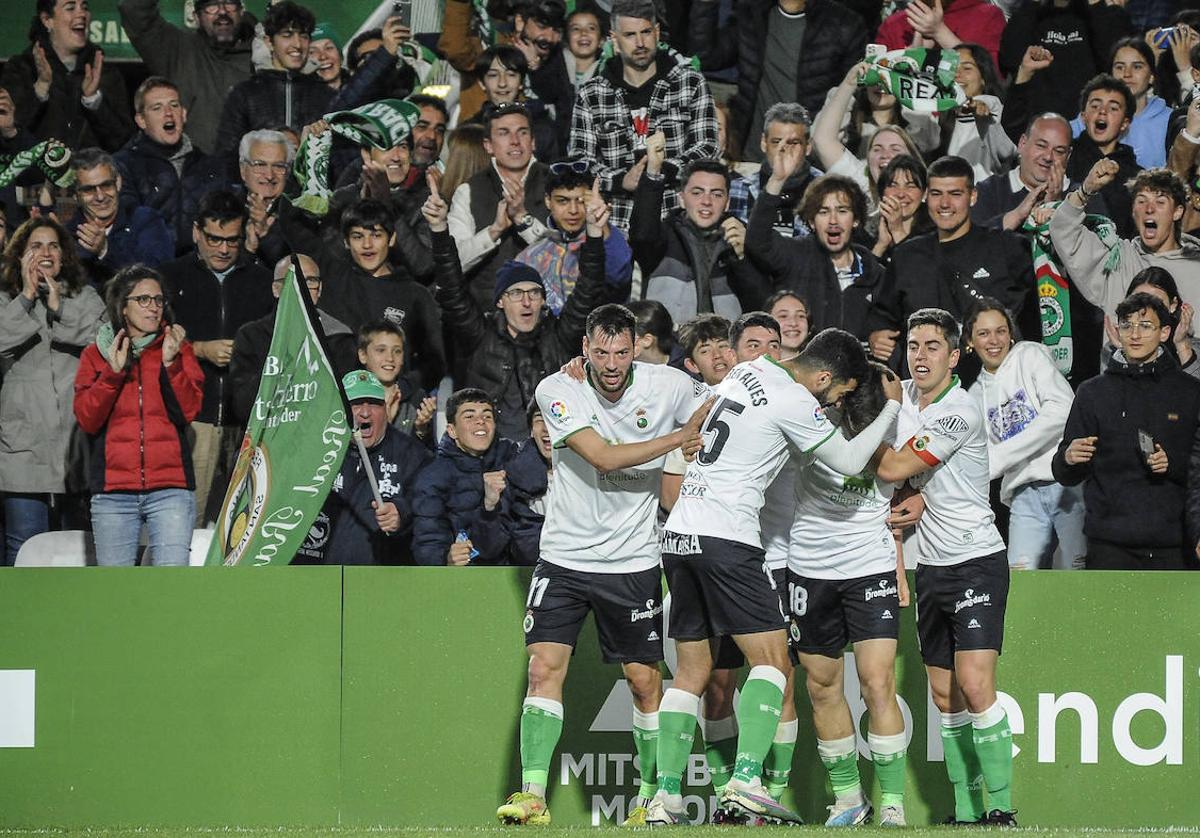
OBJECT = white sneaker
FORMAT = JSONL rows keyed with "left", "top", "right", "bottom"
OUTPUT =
{"left": 645, "top": 796, "right": 685, "bottom": 826}
{"left": 879, "top": 804, "right": 907, "bottom": 827}
{"left": 825, "top": 799, "right": 873, "bottom": 826}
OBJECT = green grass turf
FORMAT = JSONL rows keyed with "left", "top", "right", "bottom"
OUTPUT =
{"left": 2, "top": 828, "right": 1197, "bottom": 838}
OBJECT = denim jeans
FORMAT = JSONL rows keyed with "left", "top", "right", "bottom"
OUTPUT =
{"left": 1006, "top": 481, "right": 1086, "bottom": 570}
{"left": 3, "top": 494, "right": 50, "bottom": 566}
{"left": 91, "top": 489, "right": 196, "bottom": 567}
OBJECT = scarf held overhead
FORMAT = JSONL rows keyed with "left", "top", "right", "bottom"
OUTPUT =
{"left": 860, "top": 45, "right": 966, "bottom": 114}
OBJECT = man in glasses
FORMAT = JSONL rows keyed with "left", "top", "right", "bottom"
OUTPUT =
{"left": 65, "top": 147, "right": 172, "bottom": 286}
{"left": 119, "top": 0, "right": 256, "bottom": 155}
{"left": 160, "top": 189, "right": 274, "bottom": 525}
{"left": 1056, "top": 291, "right": 1200, "bottom": 571}
{"left": 114, "top": 76, "right": 232, "bottom": 256}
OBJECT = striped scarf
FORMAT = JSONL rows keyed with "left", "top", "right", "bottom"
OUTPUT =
{"left": 860, "top": 46, "right": 965, "bottom": 114}
{"left": 0, "top": 140, "right": 74, "bottom": 189}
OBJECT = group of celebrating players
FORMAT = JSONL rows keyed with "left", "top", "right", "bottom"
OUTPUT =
{"left": 494, "top": 300, "right": 1015, "bottom": 828}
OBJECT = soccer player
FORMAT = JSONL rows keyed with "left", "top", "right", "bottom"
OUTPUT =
{"left": 788, "top": 361, "right": 910, "bottom": 827}
{"left": 648, "top": 328, "right": 902, "bottom": 826}
{"left": 495, "top": 303, "right": 714, "bottom": 827}
{"left": 874, "top": 308, "right": 1014, "bottom": 826}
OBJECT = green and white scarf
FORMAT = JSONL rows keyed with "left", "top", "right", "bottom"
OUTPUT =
{"left": 860, "top": 46, "right": 965, "bottom": 114}
{"left": 292, "top": 98, "right": 421, "bottom": 217}
{"left": 471, "top": 0, "right": 496, "bottom": 46}
{"left": 96, "top": 321, "right": 158, "bottom": 362}
{"left": 0, "top": 140, "right": 75, "bottom": 189}
{"left": 1023, "top": 205, "right": 1121, "bottom": 376}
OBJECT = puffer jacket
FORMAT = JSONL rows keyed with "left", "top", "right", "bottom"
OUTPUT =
{"left": 433, "top": 228, "right": 607, "bottom": 439}
{"left": 73, "top": 333, "right": 204, "bottom": 492}
{"left": 0, "top": 285, "right": 106, "bottom": 493}
{"left": 499, "top": 438, "right": 550, "bottom": 567}
{"left": 688, "top": 0, "right": 866, "bottom": 151}
{"left": 114, "top": 131, "right": 233, "bottom": 254}
{"left": 411, "top": 433, "right": 518, "bottom": 566}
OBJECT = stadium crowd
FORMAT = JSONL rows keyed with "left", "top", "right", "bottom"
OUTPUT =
{"left": 0, "top": 0, "right": 1194, "bottom": 566}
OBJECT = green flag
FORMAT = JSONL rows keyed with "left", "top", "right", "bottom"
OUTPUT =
{"left": 206, "top": 266, "right": 351, "bottom": 566}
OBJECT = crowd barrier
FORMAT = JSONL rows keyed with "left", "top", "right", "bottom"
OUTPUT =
{"left": 0, "top": 567, "right": 1195, "bottom": 827}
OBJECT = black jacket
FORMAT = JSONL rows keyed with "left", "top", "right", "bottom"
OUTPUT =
{"left": 114, "top": 131, "right": 233, "bottom": 254}
{"left": 160, "top": 254, "right": 275, "bottom": 424}
{"left": 325, "top": 174, "right": 434, "bottom": 283}
{"left": 1053, "top": 350, "right": 1200, "bottom": 548}
{"left": 499, "top": 438, "right": 550, "bottom": 567}
{"left": 689, "top": 0, "right": 867, "bottom": 153}
{"left": 411, "top": 433, "right": 518, "bottom": 566}
{"left": 433, "top": 228, "right": 606, "bottom": 439}
{"left": 296, "top": 425, "right": 432, "bottom": 565}
{"left": 746, "top": 190, "right": 885, "bottom": 339}
{"left": 1063, "top": 136, "right": 1140, "bottom": 240}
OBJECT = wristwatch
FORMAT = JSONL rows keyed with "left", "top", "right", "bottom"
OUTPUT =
{"left": 514, "top": 213, "right": 535, "bottom": 232}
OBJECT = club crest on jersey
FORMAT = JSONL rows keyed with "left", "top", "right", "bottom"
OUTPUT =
{"left": 912, "top": 435, "right": 931, "bottom": 451}
{"left": 548, "top": 400, "right": 570, "bottom": 422}
{"left": 636, "top": 408, "right": 648, "bottom": 429}
{"left": 523, "top": 610, "right": 535, "bottom": 633}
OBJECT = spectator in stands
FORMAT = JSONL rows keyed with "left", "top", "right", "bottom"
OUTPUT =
{"left": 569, "top": 0, "right": 718, "bottom": 230}
{"left": 1054, "top": 291, "right": 1200, "bottom": 570}
{"left": 516, "top": 161, "right": 633, "bottom": 314}
{"left": 497, "top": 400, "right": 553, "bottom": 566}
{"left": 160, "top": 189, "right": 274, "bottom": 525}
{"left": 631, "top": 143, "right": 763, "bottom": 323}
{"left": 1049, "top": 163, "right": 1200, "bottom": 322}
{"left": 73, "top": 265, "right": 204, "bottom": 566}
{"left": 438, "top": 0, "right": 516, "bottom": 122}
{"left": 512, "top": 1, "right": 576, "bottom": 160}
{"left": 1167, "top": 89, "right": 1200, "bottom": 237}
{"left": 0, "top": 217, "right": 105, "bottom": 564}
{"left": 461, "top": 47, "right": 562, "bottom": 160}
{"left": 0, "top": 86, "right": 39, "bottom": 235}
{"left": 1120, "top": 267, "right": 1200, "bottom": 379}
{"left": 867, "top": 155, "right": 1040, "bottom": 379}
{"left": 412, "top": 387, "right": 518, "bottom": 565}
{"left": 235, "top": 129, "right": 312, "bottom": 266}
{"left": 115, "top": 76, "right": 231, "bottom": 256}
{"left": 119, "top": 0, "right": 256, "bottom": 155}
{"left": 441, "top": 124, "right": 490, "bottom": 202}
{"left": 315, "top": 199, "right": 446, "bottom": 390}
{"left": 728, "top": 103, "right": 816, "bottom": 242}
{"left": 561, "top": 4, "right": 603, "bottom": 93}
{"left": 449, "top": 103, "right": 551, "bottom": 312}
{"left": 677, "top": 313, "right": 733, "bottom": 385}
{"left": 356, "top": 320, "right": 437, "bottom": 442}
{"left": 871, "top": 155, "right": 935, "bottom": 264}
{"left": 973, "top": 113, "right": 1073, "bottom": 232}
{"left": 876, "top": 0, "right": 1006, "bottom": 70}
{"left": 229, "top": 253, "right": 356, "bottom": 425}
{"left": 1099, "top": 38, "right": 1171, "bottom": 169}
{"left": 1, "top": 0, "right": 134, "bottom": 152}
{"left": 300, "top": 370, "right": 432, "bottom": 565}
{"left": 746, "top": 158, "right": 885, "bottom": 341}
{"left": 813, "top": 65, "right": 925, "bottom": 221}
{"left": 627, "top": 298, "right": 674, "bottom": 363}
{"left": 65, "top": 148, "right": 173, "bottom": 285}
{"left": 342, "top": 18, "right": 418, "bottom": 105}
{"left": 1063, "top": 75, "right": 1141, "bottom": 238}
{"left": 998, "top": 0, "right": 1130, "bottom": 125}
{"left": 428, "top": 174, "right": 608, "bottom": 439}
{"left": 834, "top": 72, "right": 940, "bottom": 162}
{"left": 308, "top": 22, "right": 345, "bottom": 91}
{"left": 964, "top": 298, "right": 1083, "bottom": 570}
{"left": 939, "top": 44, "right": 1016, "bottom": 184}
{"left": 764, "top": 290, "right": 809, "bottom": 359}
{"left": 688, "top": 0, "right": 867, "bottom": 160}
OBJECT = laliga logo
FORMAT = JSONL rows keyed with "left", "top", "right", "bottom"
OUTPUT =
{"left": 217, "top": 443, "right": 271, "bottom": 566}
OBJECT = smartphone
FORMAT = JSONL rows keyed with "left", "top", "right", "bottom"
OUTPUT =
{"left": 1154, "top": 26, "right": 1177, "bottom": 49}
{"left": 1138, "top": 429, "right": 1155, "bottom": 460}
{"left": 392, "top": 0, "right": 412, "bottom": 30}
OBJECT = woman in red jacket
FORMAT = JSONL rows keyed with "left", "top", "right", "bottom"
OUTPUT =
{"left": 74, "top": 265, "right": 204, "bottom": 566}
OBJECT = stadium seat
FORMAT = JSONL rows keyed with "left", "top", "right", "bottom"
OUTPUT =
{"left": 14, "top": 531, "right": 96, "bottom": 567}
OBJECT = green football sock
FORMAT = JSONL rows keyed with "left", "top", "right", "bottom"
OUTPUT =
{"left": 763, "top": 719, "right": 798, "bottom": 800}
{"left": 971, "top": 701, "right": 1013, "bottom": 813}
{"left": 941, "top": 712, "right": 985, "bottom": 822}
{"left": 702, "top": 714, "right": 739, "bottom": 795}
{"left": 731, "top": 666, "right": 786, "bottom": 783}
{"left": 520, "top": 697, "right": 563, "bottom": 797}
{"left": 817, "top": 734, "right": 863, "bottom": 804}
{"left": 868, "top": 730, "right": 908, "bottom": 807}
{"left": 656, "top": 689, "right": 700, "bottom": 799}
{"left": 632, "top": 708, "right": 659, "bottom": 803}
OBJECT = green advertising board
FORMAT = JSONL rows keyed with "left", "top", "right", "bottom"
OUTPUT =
{"left": 0, "top": 568, "right": 1196, "bottom": 829}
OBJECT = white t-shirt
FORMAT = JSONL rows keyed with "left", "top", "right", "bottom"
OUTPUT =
{"left": 789, "top": 455, "right": 896, "bottom": 580}
{"left": 760, "top": 457, "right": 797, "bottom": 570}
{"left": 896, "top": 377, "right": 1006, "bottom": 566}
{"left": 667, "top": 356, "right": 837, "bottom": 547}
{"left": 536, "top": 362, "right": 710, "bottom": 574}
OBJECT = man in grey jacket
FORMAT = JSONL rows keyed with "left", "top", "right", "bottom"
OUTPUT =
{"left": 118, "top": 0, "right": 256, "bottom": 155}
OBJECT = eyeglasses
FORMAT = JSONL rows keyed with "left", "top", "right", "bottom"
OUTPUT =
{"left": 129, "top": 294, "right": 166, "bottom": 309}
{"left": 1117, "top": 320, "right": 1161, "bottom": 334}
{"left": 77, "top": 179, "right": 117, "bottom": 197}
{"left": 201, "top": 230, "right": 242, "bottom": 247}
{"left": 549, "top": 159, "right": 590, "bottom": 175}
{"left": 244, "top": 160, "right": 289, "bottom": 174}
{"left": 501, "top": 287, "right": 544, "bottom": 302}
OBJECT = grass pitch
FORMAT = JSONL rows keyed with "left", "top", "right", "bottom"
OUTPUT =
{"left": 3, "top": 827, "right": 1198, "bottom": 838}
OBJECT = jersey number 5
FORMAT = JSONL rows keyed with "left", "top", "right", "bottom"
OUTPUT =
{"left": 697, "top": 398, "right": 746, "bottom": 465}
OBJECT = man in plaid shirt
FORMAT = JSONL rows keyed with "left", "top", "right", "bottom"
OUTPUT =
{"left": 567, "top": 0, "right": 718, "bottom": 232}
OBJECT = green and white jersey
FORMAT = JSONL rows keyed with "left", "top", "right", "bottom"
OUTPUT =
{"left": 667, "top": 356, "right": 837, "bottom": 548}
{"left": 535, "top": 362, "right": 710, "bottom": 574}
{"left": 788, "top": 454, "right": 897, "bottom": 580}
{"left": 760, "top": 457, "right": 798, "bottom": 571}
{"left": 896, "top": 376, "right": 1005, "bottom": 566}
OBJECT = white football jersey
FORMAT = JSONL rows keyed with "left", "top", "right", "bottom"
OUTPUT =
{"left": 536, "top": 362, "right": 710, "bottom": 573}
{"left": 667, "top": 356, "right": 837, "bottom": 547}
{"left": 760, "top": 458, "right": 797, "bottom": 571}
{"left": 896, "top": 377, "right": 1006, "bottom": 566}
